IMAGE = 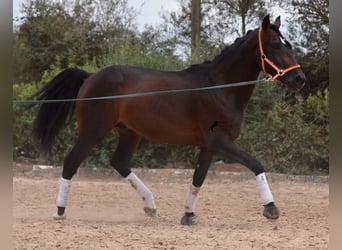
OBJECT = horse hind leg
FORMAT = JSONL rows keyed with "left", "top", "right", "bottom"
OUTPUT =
{"left": 54, "top": 111, "right": 116, "bottom": 219}
{"left": 110, "top": 127, "right": 157, "bottom": 217}
{"left": 53, "top": 130, "right": 112, "bottom": 219}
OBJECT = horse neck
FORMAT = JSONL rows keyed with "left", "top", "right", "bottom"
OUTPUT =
{"left": 209, "top": 30, "right": 260, "bottom": 111}
{"left": 210, "top": 30, "right": 260, "bottom": 84}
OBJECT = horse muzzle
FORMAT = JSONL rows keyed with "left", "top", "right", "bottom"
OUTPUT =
{"left": 284, "top": 71, "right": 306, "bottom": 93}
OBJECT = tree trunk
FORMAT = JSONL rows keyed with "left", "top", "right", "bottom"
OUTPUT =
{"left": 191, "top": 0, "right": 201, "bottom": 62}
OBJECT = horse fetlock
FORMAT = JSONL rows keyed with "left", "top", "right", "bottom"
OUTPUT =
{"left": 263, "top": 202, "right": 280, "bottom": 219}
{"left": 181, "top": 212, "right": 198, "bottom": 225}
{"left": 144, "top": 206, "right": 157, "bottom": 218}
{"left": 144, "top": 199, "right": 157, "bottom": 217}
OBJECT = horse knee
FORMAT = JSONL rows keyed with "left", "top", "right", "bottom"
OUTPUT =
{"left": 237, "top": 153, "right": 265, "bottom": 175}
{"left": 62, "top": 169, "right": 77, "bottom": 180}
{"left": 206, "top": 134, "right": 265, "bottom": 176}
{"left": 249, "top": 161, "right": 265, "bottom": 176}
{"left": 192, "top": 149, "right": 212, "bottom": 187}
{"left": 192, "top": 162, "right": 212, "bottom": 187}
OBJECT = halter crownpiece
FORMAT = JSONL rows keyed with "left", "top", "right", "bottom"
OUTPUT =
{"left": 258, "top": 27, "right": 301, "bottom": 80}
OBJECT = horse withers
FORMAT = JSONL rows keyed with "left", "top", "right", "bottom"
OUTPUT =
{"left": 31, "top": 15, "right": 306, "bottom": 225}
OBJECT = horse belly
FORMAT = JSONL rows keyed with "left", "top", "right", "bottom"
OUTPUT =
{"left": 121, "top": 107, "right": 203, "bottom": 145}
{"left": 133, "top": 120, "right": 201, "bottom": 145}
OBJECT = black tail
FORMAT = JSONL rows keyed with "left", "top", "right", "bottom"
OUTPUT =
{"left": 31, "top": 68, "right": 92, "bottom": 153}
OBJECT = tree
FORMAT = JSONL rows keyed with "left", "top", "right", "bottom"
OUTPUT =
{"left": 13, "top": 0, "right": 138, "bottom": 83}
{"left": 289, "top": 0, "right": 329, "bottom": 96}
{"left": 191, "top": 0, "right": 201, "bottom": 62}
{"left": 204, "top": 0, "right": 265, "bottom": 36}
{"left": 160, "top": 0, "right": 267, "bottom": 62}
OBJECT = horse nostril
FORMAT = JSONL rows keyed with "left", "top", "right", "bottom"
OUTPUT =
{"left": 296, "top": 75, "right": 303, "bottom": 83}
{"left": 295, "top": 75, "right": 306, "bottom": 90}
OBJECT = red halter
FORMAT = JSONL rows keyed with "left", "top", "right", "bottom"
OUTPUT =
{"left": 258, "top": 27, "right": 301, "bottom": 80}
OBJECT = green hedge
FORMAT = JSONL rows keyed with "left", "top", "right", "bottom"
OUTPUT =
{"left": 237, "top": 84, "right": 328, "bottom": 175}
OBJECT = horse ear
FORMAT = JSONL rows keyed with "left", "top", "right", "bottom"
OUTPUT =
{"left": 274, "top": 16, "right": 281, "bottom": 29}
{"left": 262, "top": 14, "right": 270, "bottom": 31}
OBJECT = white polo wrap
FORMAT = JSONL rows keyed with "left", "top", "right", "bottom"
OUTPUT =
{"left": 125, "top": 172, "right": 155, "bottom": 208}
{"left": 184, "top": 184, "right": 201, "bottom": 213}
{"left": 256, "top": 172, "right": 274, "bottom": 205}
{"left": 56, "top": 178, "right": 72, "bottom": 207}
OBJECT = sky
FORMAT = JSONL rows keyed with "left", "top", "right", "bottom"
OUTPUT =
{"left": 12, "top": 0, "right": 180, "bottom": 30}
{"left": 12, "top": 0, "right": 293, "bottom": 44}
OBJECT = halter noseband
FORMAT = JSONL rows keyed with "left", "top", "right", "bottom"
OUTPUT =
{"left": 258, "top": 27, "right": 301, "bottom": 80}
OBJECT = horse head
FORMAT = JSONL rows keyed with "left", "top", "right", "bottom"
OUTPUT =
{"left": 258, "top": 15, "right": 306, "bottom": 92}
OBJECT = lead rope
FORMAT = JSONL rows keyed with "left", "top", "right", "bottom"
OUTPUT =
{"left": 12, "top": 79, "right": 264, "bottom": 105}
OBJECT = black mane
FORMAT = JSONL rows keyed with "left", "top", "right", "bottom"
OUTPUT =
{"left": 211, "top": 29, "right": 256, "bottom": 64}
{"left": 187, "top": 24, "right": 292, "bottom": 70}
{"left": 187, "top": 29, "right": 256, "bottom": 70}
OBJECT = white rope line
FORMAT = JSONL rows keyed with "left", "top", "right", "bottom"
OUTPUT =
{"left": 12, "top": 79, "right": 266, "bottom": 105}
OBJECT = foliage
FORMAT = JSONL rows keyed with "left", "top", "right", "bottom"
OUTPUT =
{"left": 237, "top": 83, "right": 329, "bottom": 174}
{"left": 202, "top": 0, "right": 267, "bottom": 37}
{"left": 13, "top": 83, "right": 40, "bottom": 160}
{"left": 290, "top": 0, "right": 329, "bottom": 57}
{"left": 159, "top": 0, "right": 279, "bottom": 62}
{"left": 100, "top": 29, "right": 186, "bottom": 71}
{"left": 289, "top": 0, "right": 329, "bottom": 96}
{"left": 13, "top": 0, "right": 139, "bottom": 82}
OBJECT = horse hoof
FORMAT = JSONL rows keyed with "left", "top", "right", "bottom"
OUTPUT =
{"left": 263, "top": 202, "right": 280, "bottom": 219}
{"left": 53, "top": 213, "right": 66, "bottom": 220}
{"left": 181, "top": 212, "right": 198, "bottom": 225}
{"left": 53, "top": 206, "right": 66, "bottom": 220}
{"left": 144, "top": 206, "right": 157, "bottom": 218}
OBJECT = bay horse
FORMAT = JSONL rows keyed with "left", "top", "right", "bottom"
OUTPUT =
{"left": 31, "top": 15, "right": 306, "bottom": 225}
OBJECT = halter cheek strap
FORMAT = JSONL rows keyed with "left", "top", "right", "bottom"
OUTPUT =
{"left": 258, "top": 28, "right": 301, "bottom": 80}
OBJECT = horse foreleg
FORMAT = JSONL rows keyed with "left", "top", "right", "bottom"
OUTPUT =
{"left": 54, "top": 178, "right": 71, "bottom": 220}
{"left": 110, "top": 128, "right": 157, "bottom": 217}
{"left": 181, "top": 148, "right": 212, "bottom": 225}
{"left": 206, "top": 132, "right": 280, "bottom": 220}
